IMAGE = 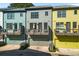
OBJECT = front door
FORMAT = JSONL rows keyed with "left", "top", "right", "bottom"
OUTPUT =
{"left": 38, "top": 23, "right": 42, "bottom": 32}
{"left": 66, "top": 22, "right": 71, "bottom": 32}
{"left": 14, "top": 23, "right": 17, "bottom": 31}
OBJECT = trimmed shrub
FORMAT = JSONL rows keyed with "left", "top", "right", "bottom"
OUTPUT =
{"left": 19, "top": 42, "right": 29, "bottom": 50}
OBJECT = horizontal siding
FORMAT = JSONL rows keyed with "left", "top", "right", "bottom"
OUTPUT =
{"left": 53, "top": 9, "right": 79, "bottom": 48}
{"left": 26, "top": 10, "right": 52, "bottom": 31}
{"left": 4, "top": 12, "right": 25, "bottom": 29}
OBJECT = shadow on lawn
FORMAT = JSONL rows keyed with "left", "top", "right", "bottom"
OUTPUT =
{"left": 0, "top": 48, "right": 51, "bottom": 56}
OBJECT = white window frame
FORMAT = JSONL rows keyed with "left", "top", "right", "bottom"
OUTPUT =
{"left": 57, "top": 10, "right": 66, "bottom": 18}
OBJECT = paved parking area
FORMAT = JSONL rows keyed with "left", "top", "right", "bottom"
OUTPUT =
{"left": 0, "top": 45, "right": 51, "bottom": 56}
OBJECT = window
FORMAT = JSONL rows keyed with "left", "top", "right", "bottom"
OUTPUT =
{"left": 33, "top": 23, "right": 37, "bottom": 29}
{"left": 30, "top": 23, "right": 33, "bottom": 30}
{"left": 45, "top": 11, "right": 48, "bottom": 16}
{"left": 20, "top": 12, "right": 23, "bottom": 17}
{"left": 19, "top": 23, "right": 22, "bottom": 30}
{"left": 31, "top": 12, "right": 39, "bottom": 19}
{"left": 56, "top": 22, "right": 64, "bottom": 32}
{"left": 7, "top": 13, "right": 14, "bottom": 19}
{"left": 14, "top": 23, "right": 17, "bottom": 31}
{"left": 30, "top": 23, "right": 37, "bottom": 30}
{"left": 57, "top": 10, "right": 66, "bottom": 18}
{"left": 56, "top": 22, "right": 64, "bottom": 28}
{"left": 44, "top": 22, "right": 48, "bottom": 31}
{"left": 74, "top": 10, "right": 77, "bottom": 15}
{"left": 73, "top": 22, "right": 77, "bottom": 28}
{"left": 38, "top": 23, "right": 42, "bottom": 32}
{"left": 6, "top": 23, "right": 13, "bottom": 30}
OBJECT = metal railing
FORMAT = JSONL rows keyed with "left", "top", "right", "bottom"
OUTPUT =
{"left": 55, "top": 29, "right": 79, "bottom": 36}
{"left": 28, "top": 29, "right": 48, "bottom": 35}
{"left": 6, "top": 30, "right": 21, "bottom": 35}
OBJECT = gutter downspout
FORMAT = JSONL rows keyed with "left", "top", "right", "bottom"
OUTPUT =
{"left": 25, "top": 9, "right": 29, "bottom": 45}
{"left": 3, "top": 12, "right": 5, "bottom": 43}
{"left": 51, "top": 8, "right": 54, "bottom": 51}
{"left": 25, "top": 10, "right": 27, "bottom": 43}
{"left": 52, "top": 9, "right": 56, "bottom": 52}
{"left": 49, "top": 8, "right": 55, "bottom": 52}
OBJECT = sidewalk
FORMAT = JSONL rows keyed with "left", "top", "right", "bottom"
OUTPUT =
{"left": 0, "top": 44, "right": 20, "bottom": 51}
{"left": 0, "top": 45, "right": 51, "bottom": 56}
{"left": 2, "top": 45, "right": 79, "bottom": 56}
{"left": 28, "top": 46, "right": 54, "bottom": 55}
{"left": 29, "top": 46, "right": 49, "bottom": 52}
{"left": 51, "top": 48, "right": 79, "bottom": 56}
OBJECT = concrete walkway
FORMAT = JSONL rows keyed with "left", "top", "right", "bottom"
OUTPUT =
{"left": 0, "top": 44, "right": 20, "bottom": 51}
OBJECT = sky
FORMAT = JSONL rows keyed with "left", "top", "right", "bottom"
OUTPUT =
{"left": 0, "top": 3, "right": 79, "bottom": 8}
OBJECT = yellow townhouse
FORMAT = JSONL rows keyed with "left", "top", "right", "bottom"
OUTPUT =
{"left": 52, "top": 6, "right": 79, "bottom": 51}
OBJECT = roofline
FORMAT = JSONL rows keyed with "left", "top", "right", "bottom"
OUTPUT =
{"left": 3, "top": 10, "right": 26, "bottom": 12}
{"left": 53, "top": 6, "right": 79, "bottom": 10}
{"left": 2, "top": 7, "right": 53, "bottom": 12}
{"left": 1, "top": 6, "right": 79, "bottom": 12}
{"left": 3, "top": 8, "right": 26, "bottom": 12}
{"left": 25, "top": 6, "right": 53, "bottom": 10}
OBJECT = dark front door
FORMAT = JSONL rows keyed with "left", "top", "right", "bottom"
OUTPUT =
{"left": 14, "top": 23, "right": 17, "bottom": 31}
{"left": 66, "top": 22, "right": 71, "bottom": 32}
{"left": 38, "top": 23, "right": 42, "bottom": 32}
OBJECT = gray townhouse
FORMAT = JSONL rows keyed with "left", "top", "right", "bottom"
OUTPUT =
{"left": 26, "top": 6, "right": 52, "bottom": 46}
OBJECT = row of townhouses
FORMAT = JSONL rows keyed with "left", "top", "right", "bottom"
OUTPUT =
{"left": 0, "top": 6, "right": 52, "bottom": 47}
{"left": 0, "top": 6, "right": 79, "bottom": 51}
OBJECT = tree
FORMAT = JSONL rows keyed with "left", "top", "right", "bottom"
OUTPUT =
{"left": 8, "top": 3, "right": 34, "bottom": 8}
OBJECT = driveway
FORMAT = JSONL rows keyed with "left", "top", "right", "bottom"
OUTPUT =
{"left": 0, "top": 45, "right": 51, "bottom": 56}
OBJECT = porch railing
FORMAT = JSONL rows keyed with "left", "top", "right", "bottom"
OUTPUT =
{"left": 28, "top": 29, "right": 48, "bottom": 35}
{"left": 6, "top": 30, "right": 21, "bottom": 35}
{"left": 55, "top": 29, "right": 79, "bottom": 36}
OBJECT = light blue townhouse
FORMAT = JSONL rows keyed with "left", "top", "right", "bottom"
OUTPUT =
{"left": 3, "top": 8, "right": 27, "bottom": 44}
